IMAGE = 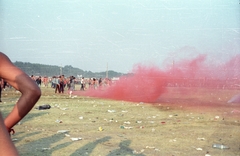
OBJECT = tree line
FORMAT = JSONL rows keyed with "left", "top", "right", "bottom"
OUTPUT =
{"left": 14, "top": 61, "right": 124, "bottom": 78}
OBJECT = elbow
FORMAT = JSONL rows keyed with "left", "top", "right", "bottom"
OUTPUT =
{"left": 30, "top": 86, "right": 41, "bottom": 101}
{"left": 35, "top": 87, "right": 42, "bottom": 100}
{"left": 35, "top": 87, "right": 41, "bottom": 100}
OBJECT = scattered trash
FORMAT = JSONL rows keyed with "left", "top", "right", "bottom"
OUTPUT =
{"left": 120, "top": 125, "right": 125, "bottom": 129}
{"left": 65, "top": 134, "right": 70, "bottom": 137}
{"left": 57, "top": 130, "right": 69, "bottom": 133}
{"left": 136, "top": 121, "right": 142, "bottom": 124}
{"left": 12, "top": 138, "right": 18, "bottom": 142}
{"left": 107, "top": 110, "right": 116, "bottom": 113}
{"left": 98, "top": 127, "right": 104, "bottom": 131}
{"left": 124, "top": 121, "right": 131, "bottom": 124}
{"left": 42, "top": 148, "right": 51, "bottom": 151}
{"left": 60, "top": 108, "right": 68, "bottom": 110}
{"left": 169, "top": 139, "right": 177, "bottom": 142}
{"left": 70, "top": 137, "right": 82, "bottom": 141}
{"left": 195, "top": 148, "right": 203, "bottom": 151}
{"left": 35, "top": 104, "right": 51, "bottom": 110}
{"left": 79, "top": 116, "right": 84, "bottom": 120}
{"left": 205, "top": 152, "right": 211, "bottom": 156}
{"left": 197, "top": 137, "right": 205, "bottom": 141}
{"left": 55, "top": 119, "right": 62, "bottom": 123}
{"left": 133, "top": 149, "right": 144, "bottom": 154}
{"left": 212, "top": 144, "right": 230, "bottom": 149}
{"left": 146, "top": 146, "right": 155, "bottom": 149}
{"left": 120, "top": 125, "right": 133, "bottom": 129}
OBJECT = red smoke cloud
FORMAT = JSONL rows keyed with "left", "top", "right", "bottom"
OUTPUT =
{"left": 73, "top": 54, "right": 240, "bottom": 103}
{"left": 78, "top": 65, "right": 167, "bottom": 103}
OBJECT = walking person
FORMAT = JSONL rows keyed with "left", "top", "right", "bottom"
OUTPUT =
{"left": 0, "top": 52, "right": 41, "bottom": 155}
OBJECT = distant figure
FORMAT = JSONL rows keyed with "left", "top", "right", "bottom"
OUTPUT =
{"left": 36, "top": 76, "right": 42, "bottom": 87}
{"left": 43, "top": 76, "right": 49, "bottom": 87}
{"left": 68, "top": 76, "right": 75, "bottom": 96}
{"left": 93, "top": 78, "right": 97, "bottom": 89}
{"left": 80, "top": 77, "right": 85, "bottom": 91}
{"left": 99, "top": 78, "right": 102, "bottom": 87}
{"left": 31, "top": 75, "right": 35, "bottom": 81}
{"left": 59, "top": 75, "right": 65, "bottom": 93}
{"left": 0, "top": 52, "right": 41, "bottom": 155}
{"left": 55, "top": 76, "right": 60, "bottom": 93}
{"left": 51, "top": 76, "right": 57, "bottom": 88}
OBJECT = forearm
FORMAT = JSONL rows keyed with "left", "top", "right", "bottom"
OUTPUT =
{"left": 0, "top": 113, "right": 19, "bottom": 156}
{"left": 0, "top": 53, "right": 41, "bottom": 131}
{"left": 4, "top": 89, "right": 41, "bottom": 130}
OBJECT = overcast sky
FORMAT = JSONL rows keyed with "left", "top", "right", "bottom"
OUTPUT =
{"left": 0, "top": 0, "right": 239, "bottom": 73}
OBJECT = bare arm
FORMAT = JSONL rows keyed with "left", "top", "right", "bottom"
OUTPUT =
{"left": 0, "top": 113, "right": 19, "bottom": 156}
{"left": 0, "top": 52, "right": 41, "bottom": 131}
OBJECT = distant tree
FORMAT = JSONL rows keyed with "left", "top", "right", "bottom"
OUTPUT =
{"left": 13, "top": 61, "right": 124, "bottom": 78}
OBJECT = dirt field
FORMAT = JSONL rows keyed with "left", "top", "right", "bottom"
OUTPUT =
{"left": 1, "top": 86, "right": 240, "bottom": 156}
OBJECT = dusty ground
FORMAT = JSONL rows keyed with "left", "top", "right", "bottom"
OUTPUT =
{"left": 0, "top": 86, "right": 240, "bottom": 156}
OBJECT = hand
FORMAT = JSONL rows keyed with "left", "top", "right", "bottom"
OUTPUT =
{"left": 8, "top": 128, "right": 15, "bottom": 135}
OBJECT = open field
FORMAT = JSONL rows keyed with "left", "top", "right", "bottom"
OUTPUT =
{"left": 1, "top": 85, "right": 240, "bottom": 156}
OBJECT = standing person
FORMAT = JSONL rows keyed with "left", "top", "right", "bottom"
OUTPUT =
{"left": 99, "top": 78, "right": 102, "bottom": 89}
{"left": 35, "top": 76, "right": 42, "bottom": 87}
{"left": 55, "top": 76, "right": 60, "bottom": 93}
{"left": 59, "top": 75, "right": 65, "bottom": 93}
{"left": 43, "top": 76, "right": 49, "bottom": 87}
{"left": 0, "top": 52, "right": 41, "bottom": 155}
{"left": 51, "top": 76, "right": 56, "bottom": 88}
{"left": 80, "top": 77, "right": 85, "bottom": 91}
{"left": 68, "top": 76, "right": 75, "bottom": 96}
{"left": 93, "top": 78, "right": 97, "bottom": 89}
{"left": 89, "top": 78, "right": 92, "bottom": 89}
{"left": 69, "top": 76, "right": 75, "bottom": 90}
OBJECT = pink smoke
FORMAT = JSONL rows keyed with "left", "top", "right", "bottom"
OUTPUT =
{"left": 73, "top": 54, "right": 240, "bottom": 103}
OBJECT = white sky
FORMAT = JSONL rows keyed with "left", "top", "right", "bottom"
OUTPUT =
{"left": 0, "top": 0, "right": 239, "bottom": 73}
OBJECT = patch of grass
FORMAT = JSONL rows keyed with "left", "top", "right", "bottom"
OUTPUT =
{"left": 1, "top": 86, "right": 240, "bottom": 156}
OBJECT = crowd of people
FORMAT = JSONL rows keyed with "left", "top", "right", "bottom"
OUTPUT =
{"left": 28, "top": 74, "right": 114, "bottom": 94}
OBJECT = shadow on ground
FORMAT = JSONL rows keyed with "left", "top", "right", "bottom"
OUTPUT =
{"left": 20, "top": 111, "right": 49, "bottom": 124}
{"left": 18, "top": 133, "right": 73, "bottom": 156}
{"left": 70, "top": 136, "right": 111, "bottom": 156}
{"left": 107, "top": 140, "right": 145, "bottom": 156}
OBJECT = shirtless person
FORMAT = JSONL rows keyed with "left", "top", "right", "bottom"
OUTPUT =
{"left": 0, "top": 52, "right": 41, "bottom": 155}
